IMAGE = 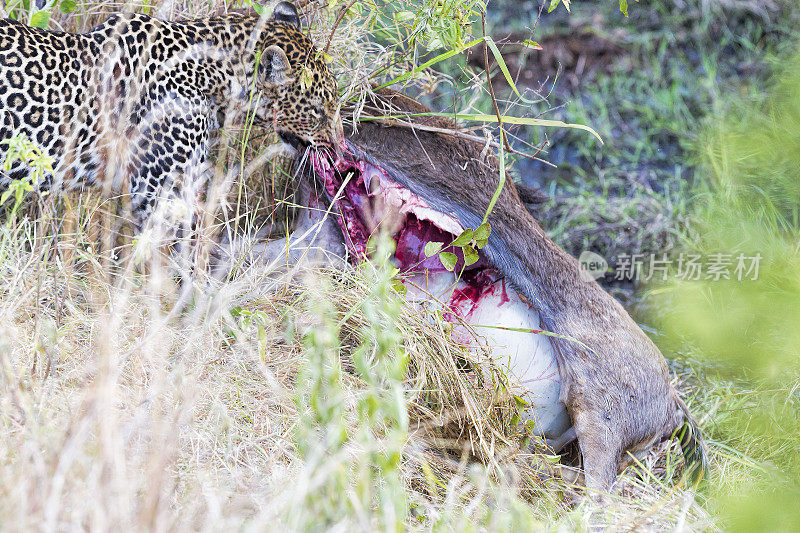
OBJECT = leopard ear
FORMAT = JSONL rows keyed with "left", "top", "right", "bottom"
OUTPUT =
{"left": 271, "top": 1, "right": 301, "bottom": 29}
{"left": 261, "top": 45, "right": 291, "bottom": 86}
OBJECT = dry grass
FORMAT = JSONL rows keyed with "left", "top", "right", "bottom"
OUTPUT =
{"left": 0, "top": 0, "right": 723, "bottom": 530}
{"left": 0, "top": 210, "right": 715, "bottom": 530}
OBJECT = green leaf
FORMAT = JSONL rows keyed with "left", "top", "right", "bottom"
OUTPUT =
{"left": 513, "top": 394, "right": 530, "bottom": 407}
{"left": 439, "top": 252, "right": 457, "bottom": 272}
{"left": 395, "top": 10, "right": 415, "bottom": 22}
{"left": 424, "top": 241, "right": 444, "bottom": 257}
{"left": 450, "top": 228, "right": 473, "bottom": 247}
{"left": 59, "top": 0, "right": 77, "bottom": 13}
{"left": 619, "top": 0, "right": 629, "bottom": 16}
{"left": 442, "top": 21, "right": 460, "bottom": 49}
{"left": 30, "top": 10, "right": 50, "bottom": 29}
{"left": 0, "top": 189, "right": 13, "bottom": 206}
{"left": 522, "top": 39, "right": 542, "bottom": 50}
{"left": 391, "top": 279, "right": 408, "bottom": 295}
{"left": 462, "top": 245, "right": 479, "bottom": 267}
{"left": 426, "top": 37, "right": 441, "bottom": 51}
{"left": 457, "top": 112, "right": 604, "bottom": 143}
{"left": 299, "top": 66, "right": 313, "bottom": 91}
{"left": 483, "top": 36, "right": 550, "bottom": 107}
{"left": 542, "top": 453, "right": 562, "bottom": 464}
{"left": 474, "top": 222, "right": 491, "bottom": 245}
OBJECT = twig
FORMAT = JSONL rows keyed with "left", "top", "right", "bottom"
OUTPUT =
{"left": 322, "top": 0, "right": 358, "bottom": 57}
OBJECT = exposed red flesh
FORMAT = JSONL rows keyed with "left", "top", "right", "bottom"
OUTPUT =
{"left": 447, "top": 270, "right": 511, "bottom": 320}
{"left": 310, "top": 151, "right": 571, "bottom": 442}
{"left": 311, "top": 151, "right": 502, "bottom": 320}
{"left": 395, "top": 215, "right": 490, "bottom": 273}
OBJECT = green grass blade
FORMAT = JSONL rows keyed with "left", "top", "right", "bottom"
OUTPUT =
{"left": 359, "top": 112, "right": 603, "bottom": 143}
{"left": 375, "top": 38, "right": 484, "bottom": 90}
{"left": 483, "top": 36, "right": 537, "bottom": 105}
{"left": 483, "top": 145, "right": 505, "bottom": 224}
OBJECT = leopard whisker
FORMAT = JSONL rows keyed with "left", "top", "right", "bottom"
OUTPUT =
{"left": 293, "top": 145, "right": 312, "bottom": 183}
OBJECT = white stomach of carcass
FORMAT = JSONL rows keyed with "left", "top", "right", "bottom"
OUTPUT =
{"left": 403, "top": 272, "right": 573, "bottom": 448}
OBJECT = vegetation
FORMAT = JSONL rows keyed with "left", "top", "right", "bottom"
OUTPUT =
{"left": 484, "top": 0, "right": 800, "bottom": 268}
{"left": 654, "top": 52, "right": 800, "bottom": 531}
{"left": 0, "top": 0, "right": 798, "bottom": 530}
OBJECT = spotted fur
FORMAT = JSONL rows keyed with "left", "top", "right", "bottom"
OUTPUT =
{"left": 0, "top": 2, "right": 341, "bottom": 228}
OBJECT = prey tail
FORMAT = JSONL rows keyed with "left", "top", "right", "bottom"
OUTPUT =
{"left": 674, "top": 396, "right": 708, "bottom": 485}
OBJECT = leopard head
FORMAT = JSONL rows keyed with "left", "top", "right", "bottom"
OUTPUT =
{"left": 244, "top": 2, "right": 343, "bottom": 155}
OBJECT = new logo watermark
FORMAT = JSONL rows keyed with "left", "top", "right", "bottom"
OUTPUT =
{"left": 578, "top": 251, "right": 609, "bottom": 282}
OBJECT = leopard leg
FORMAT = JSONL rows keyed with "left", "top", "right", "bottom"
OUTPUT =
{"left": 126, "top": 97, "right": 213, "bottom": 277}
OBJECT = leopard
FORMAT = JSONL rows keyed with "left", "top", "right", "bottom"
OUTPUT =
{"left": 0, "top": 1, "right": 343, "bottom": 234}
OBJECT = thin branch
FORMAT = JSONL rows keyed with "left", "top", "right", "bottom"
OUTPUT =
{"left": 323, "top": 0, "right": 359, "bottom": 57}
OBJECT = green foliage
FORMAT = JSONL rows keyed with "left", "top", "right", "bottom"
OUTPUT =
{"left": 548, "top": 0, "right": 635, "bottom": 16}
{"left": 654, "top": 53, "right": 800, "bottom": 531}
{"left": 29, "top": 9, "right": 49, "bottom": 27}
{"left": 350, "top": 234, "right": 409, "bottom": 530}
{"left": 659, "top": 55, "right": 800, "bottom": 380}
{"left": 292, "top": 231, "right": 409, "bottom": 530}
{"left": 230, "top": 307, "right": 271, "bottom": 358}
{"left": 244, "top": 0, "right": 264, "bottom": 16}
{"left": 423, "top": 222, "right": 491, "bottom": 272}
{"left": 292, "top": 279, "right": 351, "bottom": 528}
{"left": 1, "top": 132, "right": 53, "bottom": 217}
{"left": 355, "top": 1, "right": 604, "bottom": 234}
{"left": 498, "top": 0, "right": 800, "bottom": 263}
{"left": 58, "top": 0, "right": 76, "bottom": 14}
{"left": 3, "top": 0, "right": 77, "bottom": 27}
{"left": 379, "top": 0, "right": 487, "bottom": 52}
{"left": 438, "top": 251, "right": 457, "bottom": 271}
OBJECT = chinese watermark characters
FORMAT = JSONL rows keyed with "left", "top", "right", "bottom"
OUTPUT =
{"left": 578, "top": 252, "right": 762, "bottom": 282}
